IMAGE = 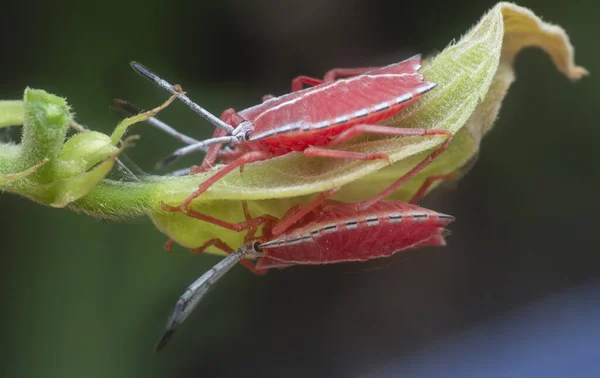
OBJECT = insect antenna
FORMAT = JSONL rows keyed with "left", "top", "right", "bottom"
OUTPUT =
{"left": 113, "top": 99, "right": 205, "bottom": 147}
{"left": 166, "top": 167, "right": 193, "bottom": 176}
{"left": 156, "top": 135, "right": 239, "bottom": 169}
{"left": 130, "top": 61, "right": 235, "bottom": 135}
{"left": 154, "top": 245, "right": 254, "bottom": 352}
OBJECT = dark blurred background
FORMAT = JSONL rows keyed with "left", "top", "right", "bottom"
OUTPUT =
{"left": 1, "top": 0, "right": 599, "bottom": 377}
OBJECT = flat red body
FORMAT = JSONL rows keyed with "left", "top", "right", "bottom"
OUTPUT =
{"left": 222, "top": 55, "right": 435, "bottom": 159}
{"left": 255, "top": 200, "right": 454, "bottom": 269}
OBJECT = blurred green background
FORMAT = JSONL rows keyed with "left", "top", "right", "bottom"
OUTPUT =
{"left": 1, "top": 0, "right": 599, "bottom": 377}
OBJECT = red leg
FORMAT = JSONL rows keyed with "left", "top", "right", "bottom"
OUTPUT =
{"left": 190, "top": 108, "right": 238, "bottom": 174}
{"left": 189, "top": 238, "right": 267, "bottom": 275}
{"left": 180, "top": 151, "right": 273, "bottom": 209}
{"left": 271, "top": 188, "right": 339, "bottom": 237}
{"left": 162, "top": 201, "right": 276, "bottom": 274}
{"left": 328, "top": 124, "right": 451, "bottom": 148}
{"left": 279, "top": 204, "right": 304, "bottom": 223}
{"left": 303, "top": 124, "right": 450, "bottom": 165}
{"left": 189, "top": 238, "right": 233, "bottom": 255}
{"left": 164, "top": 238, "right": 175, "bottom": 252}
{"left": 291, "top": 76, "right": 323, "bottom": 91}
{"left": 240, "top": 201, "right": 279, "bottom": 244}
{"left": 190, "top": 130, "right": 227, "bottom": 174}
{"left": 409, "top": 173, "right": 457, "bottom": 204}
{"left": 322, "top": 67, "right": 380, "bottom": 82}
{"left": 358, "top": 131, "right": 454, "bottom": 210}
{"left": 217, "top": 148, "right": 245, "bottom": 165}
{"left": 304, "top": 147, "right": 390, "bottom": 162}
{"left": 292, "top": 67, "right": 381, "bottom": 91}
{"left": 162, "top": 202, "right": 278, "bottom": 233}
{"left": 253, "top": 202, "right": 303, "bottom": 239}
{"left": 241, "top": 200, "right": 253, "bottom": 221}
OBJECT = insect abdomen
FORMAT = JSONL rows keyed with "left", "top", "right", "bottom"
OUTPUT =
{"left": 257, "top": 201, "right": 454, "bottom": 268}
{"left": 249, "top": 74, "right": 435, "bottom": 144}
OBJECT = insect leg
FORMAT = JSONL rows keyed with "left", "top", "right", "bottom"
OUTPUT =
{"left": 409, "top": 173, "right": 457, "bottom": 204}
{"left": 187, "top": 130, "right": 230, "bottom": 173}
{"left": 325, "top": 124, "right": 450, "bottom": 148}
{"left": 162, "top": 201, "right": 278, "bottom": 235}
{"left": 304, "top": 147, "right": 390, "bottom": 162}
{"left": 271, "top": 188, "right": 339, "bottom": 237}
{"left": 291, "top": 67, "right": 380, "bottom": 91}
{"left": 163, "top": 199, "right": 274, "bottom": 271}
{"left": 355, "top": 129, "right": 454, "bottom": 210}
{"left": 177, "top": 151, "right": 274, "bottom": 209}
{"left": 303, "top": 124, "right": 449, "bottom": 163}
{"left": 164, "top": 238, "right": 175, "bottom": 252}
{"left": 291, "top": 76, "right": 324, "bottom": 91}
{"left": 322, "top": 66, "right": 380, "bottom": 82}
{"left": 303, "top": 125, "right": 450, "bottom": 173}
{"left": 241, "top": 200, "right": 268, "bottom": 243}
{"left": 408, "top": 151, "right": 480, "bottom": 203}
{"left": 155, "top": 108, "right": 241, "bottom": 172}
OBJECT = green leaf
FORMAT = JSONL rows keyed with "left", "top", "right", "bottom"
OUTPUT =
{"left": 0, "top": 3, "right": 588, "bottom": 256}
{"left": 148, "top": 2, "right": 588, "bottom": 253}
{"left": 0, "top": 100, "right": 24, "bottom": 128}
{"left": 338, "top": 1, "right": 589, "bottom": 203}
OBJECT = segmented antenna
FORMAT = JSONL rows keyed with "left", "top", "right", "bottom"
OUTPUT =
{"left": 166, "top": 167, "right": 193, "bottom": 176}
{"left": 130, "top": 61, "right": 235, "bottom": 135}
{"left": 154, "top": 245, "right": 253, "bottom": 352}
{"left": 113, "top": 99, "right": 205, "bottom": 147}
{"left": 156, "top": 135, "right": 238, "bottom": 169}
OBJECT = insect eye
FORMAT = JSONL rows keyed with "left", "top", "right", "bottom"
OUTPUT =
{"left": 244, "top": 130, "right": 253, "bottom": 141}
{"left": 251, "top": 241, "right": 263, "bottom": 253}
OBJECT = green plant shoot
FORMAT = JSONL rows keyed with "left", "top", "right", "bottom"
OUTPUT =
{"left": 0, "top": 2, "right": 587, "bottom": 255}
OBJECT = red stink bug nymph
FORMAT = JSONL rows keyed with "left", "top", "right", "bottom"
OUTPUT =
{"left": 131, "top": 55, "right": 453, "bottom": 210}
{"left": 154, "top": 192, "right": 454, "bottom": 351}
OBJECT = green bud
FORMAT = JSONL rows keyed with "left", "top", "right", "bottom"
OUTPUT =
{"left": 20, "top": 88, "right": 71, "bottom": 181}
{"left": 0, "top": 89, "right": 174, "bottom": 208}
{"left": 55, "top": 131, "right": 118, "bottom": 180}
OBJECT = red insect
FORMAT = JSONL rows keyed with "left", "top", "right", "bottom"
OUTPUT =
{"left": 131, "top": 55, "right": 453, "bottom": 210}
{"left": 196, "top": 191, "right": 454, "bottom": 271}
{"left": 154, "top": 189, "right": 454, "bottom": 351}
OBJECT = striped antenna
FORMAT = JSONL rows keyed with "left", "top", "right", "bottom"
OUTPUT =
{"left": 113, "top": 99, "right": 205, "bottom": 147}
{"left": 156, "top": 135, "right": 238, "bottom": 169}
{"left": 154, "top": 244, "right": 255, "bottom": 352}
{"left": 130, "top": 61, "right": 235, "bottom": 135}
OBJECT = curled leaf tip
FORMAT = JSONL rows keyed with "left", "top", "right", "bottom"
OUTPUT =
{"left": 109, "top": 93, "right": 178, "bottom": 144}
{"left": 498, "top": 2, "right": 588, "bottom": 81}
